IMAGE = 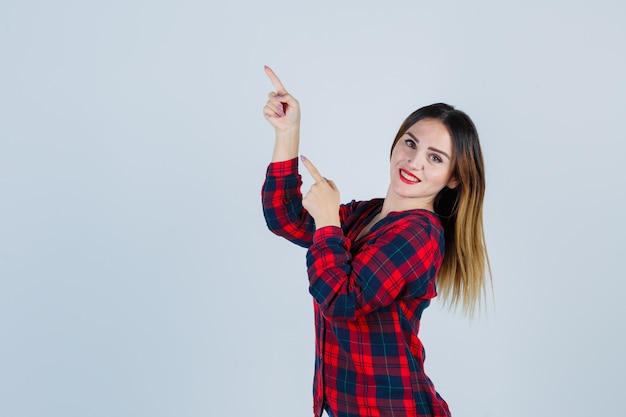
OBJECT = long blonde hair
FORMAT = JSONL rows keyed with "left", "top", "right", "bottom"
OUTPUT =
{"left": 391, "top": 104, "right": 492, "bottom": 317}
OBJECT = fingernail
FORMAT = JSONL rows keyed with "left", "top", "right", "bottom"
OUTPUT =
{"left": 300, "top": 155, "right": 307, "bottom": 162}
{"left": 275, "top": 95, "right": 283, "bottom": 100}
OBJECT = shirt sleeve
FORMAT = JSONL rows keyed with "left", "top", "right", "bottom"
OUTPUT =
{"left": 261, "top": 158, "right": 316, "bottom": 248}
{"left": 306, "top": 216, "right": 443, "bottom": 321}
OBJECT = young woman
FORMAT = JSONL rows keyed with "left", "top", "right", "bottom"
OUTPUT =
{"left": 261, "top": 66, "right": 490, "bottom": 417}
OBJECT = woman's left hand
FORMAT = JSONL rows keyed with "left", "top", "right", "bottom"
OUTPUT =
{"left": 301, "top": 156, "right": 341, "bottom": 229}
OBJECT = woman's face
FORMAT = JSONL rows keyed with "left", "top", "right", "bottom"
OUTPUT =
{"left": 388, "top": 118, "right": 458, "bottom": 211}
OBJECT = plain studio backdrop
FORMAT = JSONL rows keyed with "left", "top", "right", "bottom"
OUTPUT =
{"left": 1, "top": 1, "right": 624, "bottom": 416}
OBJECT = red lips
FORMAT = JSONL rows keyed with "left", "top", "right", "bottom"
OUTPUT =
{"left": 399, "top": 169, "right": 420, "bottom": 184}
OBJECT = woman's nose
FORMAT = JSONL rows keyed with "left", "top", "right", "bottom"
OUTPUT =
{"left": 408, "top": 154, "right": 424, "bottom": 170}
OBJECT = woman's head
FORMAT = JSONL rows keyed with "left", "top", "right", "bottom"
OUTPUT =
{"left": 391, "top": 103, "right": 490, "bottom": 317}
{"left": 387, "top": 117, "right": 459, "bottom": 213}
{"left": 390, "top": 103, "right": 485, "bottom": 218}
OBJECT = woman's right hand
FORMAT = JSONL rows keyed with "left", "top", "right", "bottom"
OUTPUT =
{"left": 263, "top": 66, "right": 300, "bottom": 132}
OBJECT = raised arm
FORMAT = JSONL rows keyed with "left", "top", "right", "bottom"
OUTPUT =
{"left": 262, "top": 66, "right": 301, "bottom": 162}
{"left": 261, "top": 66, "right": 315, "bottom": 246}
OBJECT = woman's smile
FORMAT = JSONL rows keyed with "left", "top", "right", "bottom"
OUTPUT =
{"left": 399, "top": 169, "right": 420, "bottom": 184}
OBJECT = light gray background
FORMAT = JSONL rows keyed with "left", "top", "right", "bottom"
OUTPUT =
{"left": 1, "top": 1, "right": 624, "bottom": 416}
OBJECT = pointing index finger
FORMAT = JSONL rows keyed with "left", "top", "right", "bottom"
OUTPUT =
{"left": 300, "top": 155, "right": 325, "bottom": 183}
{"left": 264, "top": 65, "right": 287, "bottom": 95}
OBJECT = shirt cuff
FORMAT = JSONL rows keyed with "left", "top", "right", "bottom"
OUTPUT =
{"left": 313, "top": 225, "right": 345, "bottom": 243}
{"left": 266, "top": 157, "right": 299, "bottom": 177}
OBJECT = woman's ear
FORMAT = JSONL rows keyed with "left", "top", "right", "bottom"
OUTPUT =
{"left": 447, "top": 176, "right": 459, "bottom": 189}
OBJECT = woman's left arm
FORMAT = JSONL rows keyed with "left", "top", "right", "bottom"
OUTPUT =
{"left": 306, "top": 216, "right": 444, "bottom": 321}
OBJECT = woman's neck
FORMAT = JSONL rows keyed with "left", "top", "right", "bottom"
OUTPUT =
{"left": 381, "top": 190, "right": 434, "bottom": 216}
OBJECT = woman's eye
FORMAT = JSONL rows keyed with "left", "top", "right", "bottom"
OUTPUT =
{"left": 404, "top": 139, "right": 416, "bottom": 149}
{"left": 429, "top": 154, "right": 442, "bottom": 163}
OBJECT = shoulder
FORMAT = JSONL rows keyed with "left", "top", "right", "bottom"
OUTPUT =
{"left": 363, "top": 211, "right": 444, "bottom": 277}
{"left": 390, "top": 209, "right": 442, "bottom": 230}
{"left": 386, "top": 210, "right": 444, "bottom": 248}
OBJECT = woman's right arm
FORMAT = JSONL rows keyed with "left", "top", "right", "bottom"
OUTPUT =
{"left": 262, "top": 66, "right": 301, "bottom": 162}
{"left": 261, "top": 66, "right": 315, "bottom": 247}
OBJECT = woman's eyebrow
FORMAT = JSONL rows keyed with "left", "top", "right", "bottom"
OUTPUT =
{"left": 406, "top": 132, "right": 451, "bottom": 160}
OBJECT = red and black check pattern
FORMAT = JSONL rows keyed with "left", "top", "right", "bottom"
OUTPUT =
{"left": 262, "top": 158, "right": 451, "bottom": 417}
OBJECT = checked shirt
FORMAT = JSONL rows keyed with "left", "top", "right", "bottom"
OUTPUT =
{"left": 262, "top": 158, "right": 451, "bottom": 417}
